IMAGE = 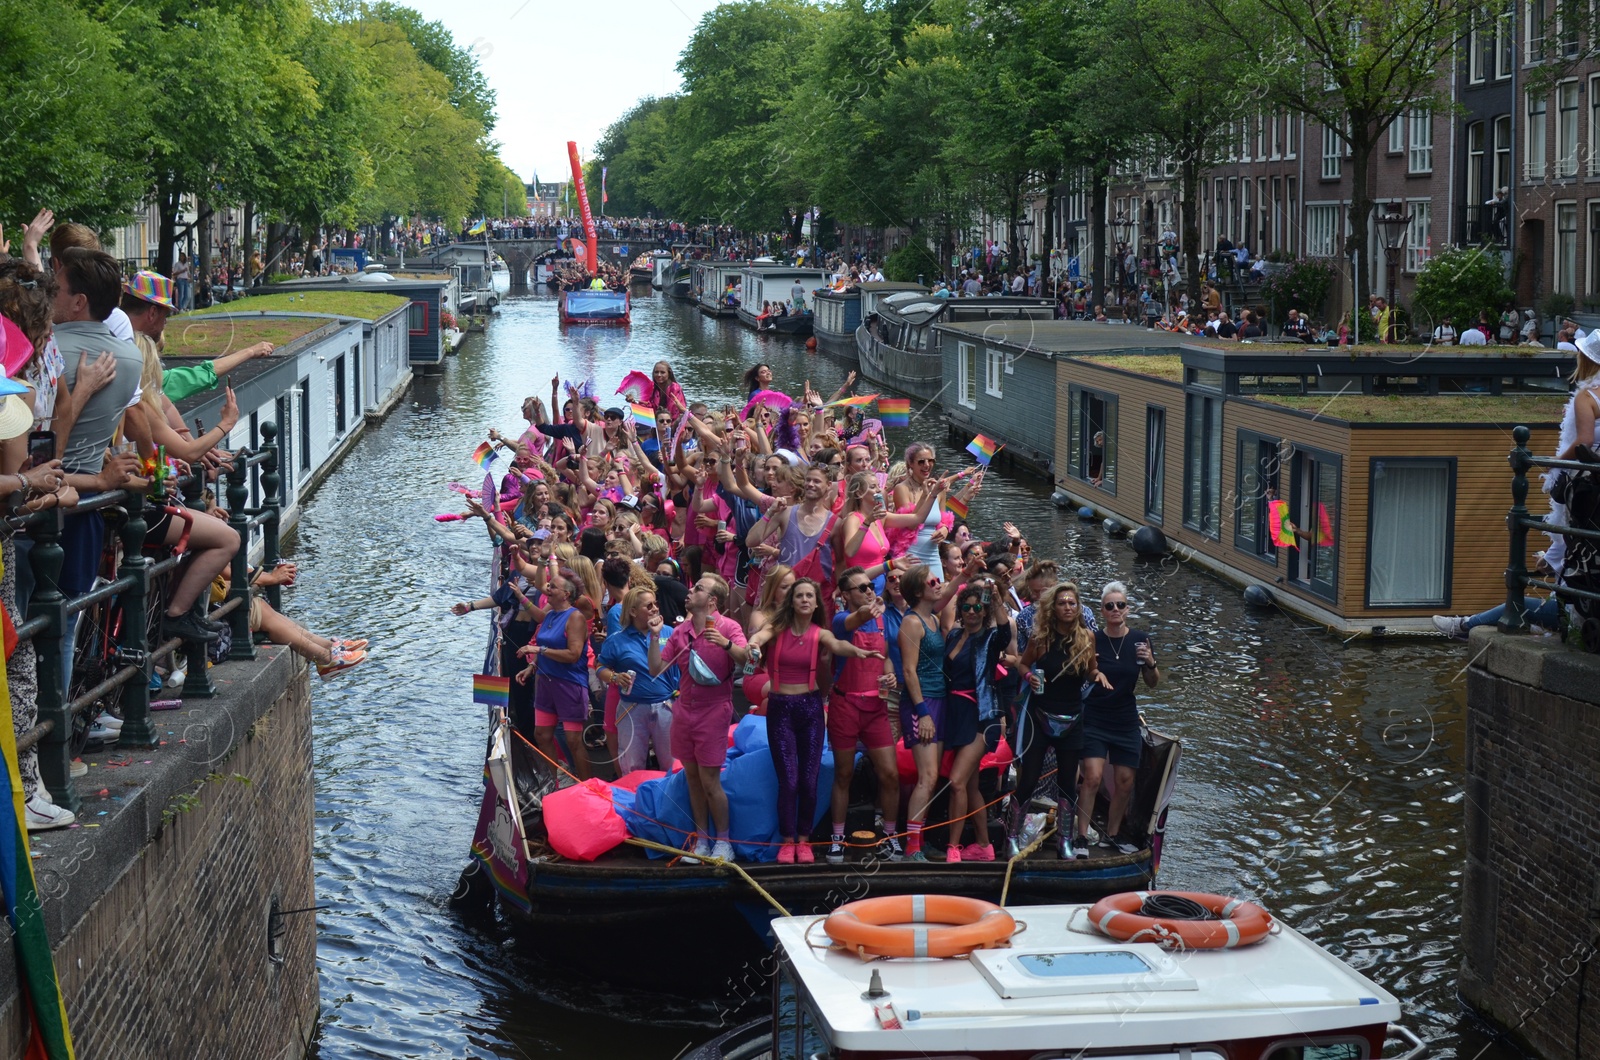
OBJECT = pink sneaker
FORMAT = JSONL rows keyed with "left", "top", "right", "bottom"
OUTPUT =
{"left": 961, "top": 843, "right": 996, "bottom": 862}
{"left": 795, "top": 842, "right": 815, "bottom": 864}
{"left": 945, "top": 845, "right": 962, "bottom": 863}
{"left": 777, "top": 843, "right": 796, "bottom": 864}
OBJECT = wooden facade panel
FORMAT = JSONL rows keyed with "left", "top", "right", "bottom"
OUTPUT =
{"left": 1054, "top": 362, "right": 1184, "bottom": 525}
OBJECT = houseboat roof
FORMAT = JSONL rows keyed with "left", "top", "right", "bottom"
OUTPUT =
{"left": 774, "top": 902, "right": 1401, "bottom": 1054}
{"left": 938, "top": 320, "right": 1189, "bottom": 355}
{"left": 187, "top": 291, "right": 408, "bottom": 322}
{"left": 165, "top": 314, "right": 336, "bottom": 361}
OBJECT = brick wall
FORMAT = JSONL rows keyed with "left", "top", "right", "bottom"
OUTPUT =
{"left": 1461, "top": 629, "right": 1600, "bottom": 1060}
{"left": 0, "top": 649, "right": 317, "bottom": 1060}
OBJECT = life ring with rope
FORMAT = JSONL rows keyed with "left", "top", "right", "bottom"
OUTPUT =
{"left": 1087, "top": 890, "right": 1273, "bottom": 950}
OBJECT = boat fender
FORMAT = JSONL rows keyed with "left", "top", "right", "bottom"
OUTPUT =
{"left": 1243, "top": 584, "right": 1274, "bottom": 608}
{"left": 1077, "top": 506, "right": 1096, "bottom": 521}
{"left": 1129, "top": 525, "right": 1169, "bottom": 557}
{"left": 1103, "top": 518, "right": 1128, "bottom": 538}
{"left": 1087, "top": 891, "right": 1273, "bottom": 950}
{"left": 806, "top": 337, "right": 817, "bottom": 350}
{"left": 1050, "top": 490, "right": 1074, "bottom": 508}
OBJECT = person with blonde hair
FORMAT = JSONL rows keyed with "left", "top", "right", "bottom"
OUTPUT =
{"left": 596, "top": 586, "right": 677, "bottom": 774}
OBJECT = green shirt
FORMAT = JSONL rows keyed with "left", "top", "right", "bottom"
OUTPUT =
{"left": 161, "top": 360, "right": 218, "bottom": 402}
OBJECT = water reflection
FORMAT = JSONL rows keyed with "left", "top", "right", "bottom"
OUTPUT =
{"left": 299, "top": 288, "right": 1502, "bottom": 1058}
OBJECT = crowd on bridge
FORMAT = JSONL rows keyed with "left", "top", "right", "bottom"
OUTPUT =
{"left": 451, "top": 359, "right": 1161, "bottom": 866}
{"left": 0, "top": 208, "right": 367, "bottom": 833}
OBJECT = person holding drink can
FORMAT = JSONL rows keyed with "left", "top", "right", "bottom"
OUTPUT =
{"left": 596, "top": 586, "right": 678, "bottom": 775}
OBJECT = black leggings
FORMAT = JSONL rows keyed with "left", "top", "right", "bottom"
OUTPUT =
{"left": 1012, "top": 705, "right": 1084, "bottom": 809}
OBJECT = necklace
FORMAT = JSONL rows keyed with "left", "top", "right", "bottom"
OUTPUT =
{"left": 1106, "top": 630, "right": 1129, "bottom": 661}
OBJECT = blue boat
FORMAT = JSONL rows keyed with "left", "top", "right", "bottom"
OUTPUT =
{"left": 558, "top": 288, "right": 630, "bottom": 326}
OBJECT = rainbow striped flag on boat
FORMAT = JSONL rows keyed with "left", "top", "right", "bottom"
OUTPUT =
{"left": 629, "top": 402, "right": 657, "bottom": 430}
{"left": 945, "top": 494, "right": 969, "bottom": 520}
{"left": 472, "top": 442, "right": 497, "bottom": 471}
{"left": 823, "top": 393, "right": 878, "bottom": 410}
{"left": 472, "top": 675, "right": 510, "bottom": 707}
{"left": 965, "top": 434, "right": 1002, "bottom": 465}
{"left": 878, "top": 397, "right": 910, "bottom": 427}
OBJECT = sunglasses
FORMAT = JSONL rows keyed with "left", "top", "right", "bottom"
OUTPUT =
{"left": 845, "top": 583, "right": 873, "bottom": 594}
{"left": 1103, "top": 600, "right": 1129, "bottom": 610}
{"left": 959, "top": 603, "right": 985, "bottom": 613}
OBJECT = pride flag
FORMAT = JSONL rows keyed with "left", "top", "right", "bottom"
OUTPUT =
{"left": 472, "top": 442, "right": 497, "bottom": 471}
{"left": 629, "top": 402, "right": 657, "bottom": 430}
{"left": 878, "top": 397, "right": 910, "bottom": 427}
{"left": 823, "top": 393, "right": 878, "bottom": 410}
{"left": 1268, "top": 500, "right": 1297, "bottom": 548}
{"left": 946, "top": 494, "right": 969, "bottom": 520}
{"left": 473, "top": 675, "right": 511, "bottom": 707}
{"left": 966, "top": 434, "right": 1003, "bottom": 465}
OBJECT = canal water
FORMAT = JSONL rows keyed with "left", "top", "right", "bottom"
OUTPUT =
{"left": 298, "top": 289, "right": 1513, "bottom": 1058}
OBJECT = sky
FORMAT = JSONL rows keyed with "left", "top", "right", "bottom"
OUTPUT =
{"left": 402, "top": 0, "right": 729, "bottom": 183}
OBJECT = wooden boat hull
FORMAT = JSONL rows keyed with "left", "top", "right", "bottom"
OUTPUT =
{"left": 857, "top": 323, "right": 943, "bottom": 401}
{"left": 559, "top": 289, "right": 631, "bottom": 326}
{"left": 628, "top": 267, "right": 653, "bottom": 284}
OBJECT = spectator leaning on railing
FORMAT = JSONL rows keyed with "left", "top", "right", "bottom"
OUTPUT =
{"left": 120, "top": 270, "right": 275, "bottom": 402}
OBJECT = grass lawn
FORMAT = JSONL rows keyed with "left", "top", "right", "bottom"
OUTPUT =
{"left": 164, "top": 316, "right": 329, "bottom": 360}
{"left": 184, "top": 290, "right": 407, "bottom": 321}
{"left": 1254, "top": 392, "right": 1568, "bottom": 423}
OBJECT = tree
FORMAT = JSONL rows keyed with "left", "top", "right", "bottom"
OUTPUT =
{"left": 591, "top": 96, "right": 680, "bottom": 218}
{"left": 474, "top": 154, "right": 529, "bottom": 219}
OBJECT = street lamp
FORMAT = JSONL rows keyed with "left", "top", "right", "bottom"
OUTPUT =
{"left": 1110, "top": 214, "right": 1134, "bottom": 290}
{"left": 1375, "top": 203, "right": 1411, "bottom": 310}
{"left": 1017, "top": 216, "right": 1036, "bottom": 267}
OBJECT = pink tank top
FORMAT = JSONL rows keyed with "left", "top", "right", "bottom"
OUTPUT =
{"left": 843, "top": 517, "right": 889, "bottom": 573}
{"left": 770, "top": 625, "right": 820, "bottom": 688}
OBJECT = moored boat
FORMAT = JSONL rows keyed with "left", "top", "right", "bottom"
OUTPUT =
{"left": 816, "top": 281, "right": 926, "bottom": 359}
{"left": 695, "top": 261, "right": 751, "bottom": 318}
{"left": 558, "top": 288, "right": 631, "bottom": 326}
{"left": 736, "top": 265, "right": 829, "bottom": 336}
{"left": 858, "top": 293, "right": 1053, "bottom": 402}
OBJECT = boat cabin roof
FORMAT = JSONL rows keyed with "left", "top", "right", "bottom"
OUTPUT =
{"left": 772, "top": 902, "right": 1400, "bottom": 1054}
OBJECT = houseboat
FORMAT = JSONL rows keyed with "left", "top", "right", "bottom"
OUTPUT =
{"left": 934, "top": 320, "right": 1188, "bottom": 477}
{"left": 735, "top": 265, "right": 830, "bottom": 335}
{"left": 687, "top": 897, "right": 1426, "bottom": 1060}
{"left": 424, "top": 242, "right": 499, "bottom": 313}
{"left": 858, "top": 294, "right": 1052, "bottom": 401}
{"left": 558, "top": 288, "right": 631, "bottom": 327}
{"left": 667, "top": 259, "right": 694, "bottom": 300}
{"left": 268, "top": 271, "right": 455, "bottom": 370}
{"left": 1048, "top": 340, "right": 1569, "bottom": 634}
{"left": 459, "top": 703, "right": 1179, "bottom": 987}
{"left": 650, "top": 252, "right": 677, "bottom": 289}
{"left": 695, "top": 261, "right": 751, "bottom": 318}
{"left": 814, "top": 281, "right": 925, "bottom": 352}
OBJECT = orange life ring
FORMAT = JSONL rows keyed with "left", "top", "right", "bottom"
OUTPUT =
{"left": 1087, "top": 890, "right": 1272, "bottom": 950}
{"left": 824, "top": 894, "right": 1016, "bottom": 958}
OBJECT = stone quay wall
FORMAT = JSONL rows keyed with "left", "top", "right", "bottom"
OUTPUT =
{"left": 0, "top": 646, "right": 317, "bottom": 1060}
{"left": 1462, "top": 628, "right": 1600, "bottom": 1060}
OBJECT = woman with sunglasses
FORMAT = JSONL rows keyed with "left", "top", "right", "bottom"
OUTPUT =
{"left": 891, "top": 444, "right": 950, "bottom": 579}
{"left": 837, "top": 472, "right": 930, "bottom": 595}
{"left": 895, "top": 563, "right": 964, "bottom": 861}
{"left": 940, "top": 583, "right": 1014, "bottom": 862}
{"left": 1014, "top": 582, "right": 1112, "bottom": 859}
{"left": 1080, "top": 581, "right": 1158, "bottom": 854}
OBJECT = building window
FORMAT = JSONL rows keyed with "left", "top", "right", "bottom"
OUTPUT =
{"left": 1367, "top": 458, "right": 1455, "bottom": 607}
{"left": 1256, "top": 112, "right": 1266, "bottom": 160}
{"left": 1557, "top": 80, "right": 1579, "bottom": 176}
{"left": 1467, "top": 122, "right": 1486, "bottom": 218}
{"left": 958, "top": 341, "right": 977, "bottom": 408}
{"left": 1496, "top": 6, "right": 1514, "bottom": 77}
{"left": 1183, "top": 393, "right": 1223, "bottom": 538}
{"left": 1469, "top": 23, "right": 1485, "bottom": 83}
{"left": 1494, "top": 114, "right": 1513, "bottom": 190}
{"left": 1527, "top": 0, "right": 1546, "bottom": 61}
{"left": 984, "top": 347, "right": 1004, "bottom": 397}
{"left": 1408, "top": 110, "right": 1433, "bottom": 172}
{"left": 1321, "top": 125, "right": 1343, "bottom": 179}
{"left": 1271, "top": 112, "right": 1282, "bottom": 158}
{"left": 1590, "top": 78, "right": 1600, "bottom": 175}
{"left": 1235, "top": 431, "right": 1281, "bottom": 562}
{"left": 1291, "top": 448, "right": 1340, "bottom": 601}
{"left": 1388, "top": 116, "right": 1405, "bottom": 154}
{"left": 1556, "top": 200, "right": 1578, "bottom": 293}
{"left": 1527, "top": 92, "right": 1548, "bottom": 179}
{"left": 297, "top": 377, "right": 311, "bottom": 472}
{"left": 1287, "top": 177, "right": 1298, "bottom": 255}
{"left": 1307, "top": 204, "right": 1341, "bottom": 257}
{"left": 1068, "top": 385, "right": 1117, "bottom": 493}
{"left": 408, "top": 300, "right": 429, "bottom": 334}
{"left": 1285, "top": 115, "right": 1297, "bottom": 159}
{"left": 1406, "top": 201, "right": 1432, "bottom": 273}
{"left": 1587, "top": 201, "right": 1600, "bottom": 299}
{"left": 1145, "top": 407, "right": 1166, "bottom": 522}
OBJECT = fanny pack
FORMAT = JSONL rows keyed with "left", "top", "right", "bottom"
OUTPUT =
{"left": 687, "top": 647, "right": 724, "bottom": 686}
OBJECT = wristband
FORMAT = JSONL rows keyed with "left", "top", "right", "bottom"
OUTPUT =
{"left": 913, "top": 701, "right": 930, "bottom": 719}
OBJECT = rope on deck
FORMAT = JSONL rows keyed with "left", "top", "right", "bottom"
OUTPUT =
{"left": 622, "top": 836, "right": 793, "bottom": 918}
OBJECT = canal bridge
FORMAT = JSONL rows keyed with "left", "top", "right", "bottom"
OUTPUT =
{"left": 483, "top": 237, "right": 672, "bottom": 288}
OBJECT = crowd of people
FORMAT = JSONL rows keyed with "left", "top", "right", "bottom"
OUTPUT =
{"left": 0, "top": 210, "right": 366, "bottom": 833}
{"left": 452, "top": 360, "right": 1162, "bottom": 866}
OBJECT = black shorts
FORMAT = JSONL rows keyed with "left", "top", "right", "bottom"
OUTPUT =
{"left": 942, "top": 690, "right": 981, "bottom": 749}
{"left": 1081, "top": 723, "right": 1142, "bottom": 768}
{"left": 144, "top": 505, "right": 175, "bottom": 547}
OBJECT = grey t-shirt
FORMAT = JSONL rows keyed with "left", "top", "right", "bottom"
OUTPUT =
{"left": 52, "top": 320, "right": 143, "bottom": 474}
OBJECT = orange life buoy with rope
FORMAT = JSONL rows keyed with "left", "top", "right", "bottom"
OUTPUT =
{"left": 1087, "top": 891, "right": 1273, "bottom": 950}
{"left": 824, "top": 895, "right": 1016, "bottom": 958}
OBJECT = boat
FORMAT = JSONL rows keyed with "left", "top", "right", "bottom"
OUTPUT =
{"left": 815, "top": 281, "right": 926, "bottom": 356}
{"left": 650, "top": 252, "right": 676, "bottom": 290}
{"left": 858, "top": 294, "right": 1053, "bottom": 402}
{"left": 695, "top": 261, "right": 751, "bottom": 318}
{"left": 457, "top": 705, "right": 1180, "bottom": 988}
{"left": 735, "top": 265, "right": 830, "bottom": 336}
{"left": 558, "top": 287, "right": 631, "bottom": 326}
{"left": 628, "top": 251, "right": 658, "bottom": 285}
{"left": 685, "top": 894, "right": 1427, "bottom": 1060}
{"left": 668, "top": 261, "right": 694, "bottom": 300}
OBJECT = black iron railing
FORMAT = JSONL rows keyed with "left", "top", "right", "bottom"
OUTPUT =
{"left": 1503, "top": 424, "right": 1600, "bottom": 639}
{"left": 9, "top": 422, "right": 281, "bottom": 812}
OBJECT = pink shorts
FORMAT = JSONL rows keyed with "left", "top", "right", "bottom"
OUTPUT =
{"left": 670, "top": 701, "right": 734, "bottom": 769}
{"left": 827, "top": 692, "right": 894, "bottom": 754}
{"left": 603, "top": 683, "right": 621, "bottom": 734}
{"left": 533, "top": 676, "right": 588, "bottom": 732}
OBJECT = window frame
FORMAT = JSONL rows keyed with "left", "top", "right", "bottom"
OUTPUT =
{"left": 1321, "top": 125, "right": 1343, "bottom": 179}
{"left": 1289, "top": 444, "right": 1342, "bottom": 603}
{"left": 408, "top": 300, "right": 429, "bottom": 335}
{"left": 1067, "top": 384, "right": 1119, "bottom": 495}
{"left": 958, "top": 341, "right": 978, "bottom": 409}
{"left": 1405, "top": 200, "right": 1433, "bottom": 273}
{"left": 1234, "top": 430, "right": 1282, "bottom": 565}
{"left": 1527, "top": 91, "right": 1548, "bottom": 180}
{"left": 1408, "top": 109, "right": 1434, "bottom": 173}
{"left": 1307, "top": 203, "right": 1341, "bottom": 257}
{"left": 1388, "top": 115, "right": 1405, "bottom": 155}
{"left": 984, "top": 345, "right": 1005, "bottom": 398}
{"left": 1363, "top": 457, "right": 1457, "bottom": 609}
{"left": 1469, "top": 21, "right": 1486, "bottom": 83}
{"left": 1145, "top": 405, "right": 1166, "bottom": 523}
{"left": 1555, "top": 199, "right": 1578, "bottom": 293}
{"left": 1495, "top": 7, "right": 1514, "bottom": 78}
{"left": 1557, "top": 79, "right": 1580, "bottom": 177}
{"left": 1183, "top": 392, "right": 1224, "bottom": 539}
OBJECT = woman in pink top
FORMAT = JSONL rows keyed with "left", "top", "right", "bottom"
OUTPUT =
{"left": 838, "top": 471, "right": 937, "bottom": 592}
{"left": 746, "top": 579, "right": 883, "bottom": 864}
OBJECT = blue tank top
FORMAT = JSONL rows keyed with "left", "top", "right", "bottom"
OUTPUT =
{"left": 907, "top": 611, "right": 946, "bottom": 698}
{"left": 535, "top": 607, "right": 587, "bottom": 686}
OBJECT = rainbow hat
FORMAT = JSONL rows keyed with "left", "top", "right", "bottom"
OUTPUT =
{"left": 124, "top": 270, "right": 175, "bottom": 310}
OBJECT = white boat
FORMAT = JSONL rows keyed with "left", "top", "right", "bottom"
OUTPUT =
{"left": 687, "top": 896, "right": 1426, "bottom": 1060}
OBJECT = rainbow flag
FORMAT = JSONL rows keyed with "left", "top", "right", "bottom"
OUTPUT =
{"left": 878, "top": 397, "right": 910, "bottom": 427}
{"left": 472, "top": 442, "right": 497, "bottom": 471}
{"left": 945, "top": 494, "right": 969, "bottom": 520}
{"left": 1268, "top": 500, "right": 1297, "bottom": 548}
{"left": 0, "top": 555, "right": 76, "bottom": 1060}
{"left": 966, "top": 434, "right": 1003, "bottom": 465}
{"left": 629, "top": 402, "right": 657, "bottom": 430}
{"left": 823, "top": 393, "right": 878, "bottom": 410}
{"left": 473, "top": 675, "right": 510, "bottom": 707}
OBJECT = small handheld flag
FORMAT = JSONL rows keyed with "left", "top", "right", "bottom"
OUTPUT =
{"left": 966, "top": 434, "right": 1002, "bottom": 465}
{"left": 473, "top": 675, "right": 511, "bottom": 707}
{"left": 823, "top": 393, "right": 878, "bottom": 410}
{"left": 946, "top": 494, "right": 969, "bottom": 520}
{"left": 472, "top": 442, "right": 497, "bottom": 471}
{"left": 1314, "top": 502, "right": 1335, "bottom": 547}
{"left": 1268, "top": 500, "right": 1297, "bottom": 548}
{"left": 629, "top": 402, "right": 657, "bottom": 430}
{"left": 878, "top": 397, "right": 911, "bottom": 427}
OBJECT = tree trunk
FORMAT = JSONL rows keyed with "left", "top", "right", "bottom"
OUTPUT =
{"left": 1007, "top": 175, "right": 1022, "bottom": 272}
{"left": 196, "top": 198, "right": 213, "bottom": 296}
{"left": 242, "top": 201, "right": 256, "bottom": 287}
{"left": 1181, "top": 155, "right": 1203, "bottom": 307}
{"left": 1347, "top": 135, "right": 1376, "bottom": 340}
{"left": 1041, "top": 167, "right": 1059, "bottom": 291}
{"left": 156, "top": 185, "right": 178, "bottom": 277}
{"left": 1089, "top": 164, "right": 1108, "bottom": 310}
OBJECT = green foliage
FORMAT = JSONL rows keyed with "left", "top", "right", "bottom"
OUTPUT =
{"left": 1260, "top": 259, "right": 1339, "bottom": 323}
{"left": 474, "top": 155, "right": 529, "bottom": 219}
{"left": 592, "top": 97, "right": 680, "bottom": 218}
{"left": 1412, "top": 246, "right": 1515, "bottom": 333}
{"left": 1540, "top": 290, "right": 1576, "bottom": 323}
{"left": 883, "top": 242, "right": 941, "bottom": 283}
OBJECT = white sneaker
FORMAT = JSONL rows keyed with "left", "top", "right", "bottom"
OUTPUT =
{"left": 682, "top": 835, "right": 713, "bottom": 865}
{"left": 1432, "top": 615, "right": 1467, "bottom": 640}
{"left": 25, "top": 795, "right": 74, "bottom": 831}
{"left": 94, "top": 712, "right": 122, "bottom": 731}
{"left": 87, "top": 721, "right": 119, "bottom": 743}
{"left": 70, "top": 759, "right": 87, "bottom": 778}
{"left": 711, "top": 840, "right": 735, "bottom": 863}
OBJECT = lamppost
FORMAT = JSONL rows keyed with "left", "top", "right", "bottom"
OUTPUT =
{"left": 1111, "top": 214, "right": 1134, "bottom": 293}
{"left": 1017, "top": 216, "right": 1036, "bottom": 279}
{"left": 1375, "top": 204, "right": 1412, "bottom": 324}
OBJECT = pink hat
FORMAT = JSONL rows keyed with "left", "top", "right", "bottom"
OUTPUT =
{"left": 0, "top": 316, "right": 35, "bottom": 378}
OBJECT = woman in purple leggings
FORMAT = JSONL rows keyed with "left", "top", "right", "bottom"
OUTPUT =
{"left": 747, "top": 579, "right": 883, "bottom": 863}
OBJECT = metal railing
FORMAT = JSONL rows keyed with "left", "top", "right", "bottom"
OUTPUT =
{"left": 8, "top": 422, "right": 282, "bottom": 813}
{"left": 1503, "top": 424, "right": 1600, "bottom": 639}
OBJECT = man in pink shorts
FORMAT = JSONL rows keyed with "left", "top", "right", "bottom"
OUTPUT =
{"left": 827, "top": 566, "right": 902, "bottom": 863}
{"left": 650, "top": 572, "right": 749, "bottom": 863}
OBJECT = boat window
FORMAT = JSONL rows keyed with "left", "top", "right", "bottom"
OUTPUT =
{"left": 1261, "top": 1040, "right": 1366, "bottom": 1060}
{"left": 1068, "top": 386, "right": 1118, "bottom": 495}
{"left": 1289, "top": 446, "right": 1341, "bottom": 601}
{"left": 1367, "top": 458, "right": 1454, "bottom": 607}
{"left": 1234, "top": 431, "right": 1282, "bottom": 564}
